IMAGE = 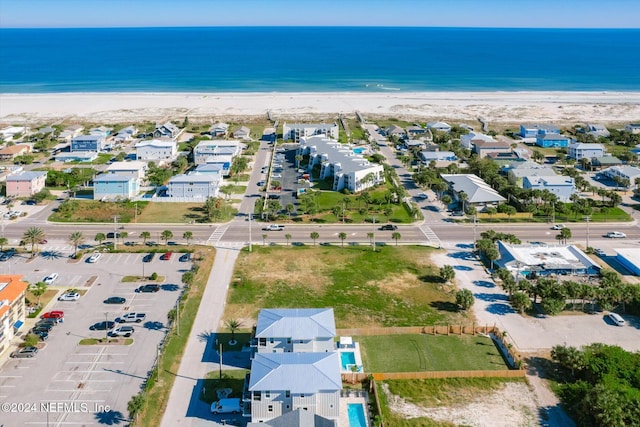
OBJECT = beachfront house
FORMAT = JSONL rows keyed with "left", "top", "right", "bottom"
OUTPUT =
{"left": 406, "top": 125, "right": 427, "bottom": 137}
{"left": 113, "top": 126, "right": 138, "bottom": 143}
{"left": 460, "top": 132, "right": 495, "bottom": 150}
{"left": 440, "top": 174, "right": 506, "bottom": 209}
{"left": 105, "top": 161, "right": 148, "bottom": 183}
{"left": 89, "top": 126, "right": 113, "bottom": 138}
{"left": 193, "top": 140, "right": 243, "bottom": 165}
{"left": 233, "top": 126, "right": 251, "bottom": 140}
{"left": 247, "top": 352, "right": 341, "bottom": 424}
{"left": 384, "top": 125, "right": 405, "bottom": 138}
{"left": 282, "top": 123, "right": 339, "bottom": 142}
{"left": 0, "top": 126, "right": 28, "bottom": 142}
{"left": 473, "top": 140, "right": 512, "bottom": 158}
{"left": 0, "top": 144, "right": 31, "bottom": 160}
{"left": 135, "top": 139, "right": 177, "bottom": 162}
{"left": 427, "top": 121, "right": 452, "bottom": 134}
{"left": 567, "top": 143, "right": 605, "bottom": 161}
{"left": 0, "top": 275, "right": 29, "bottom": 358}
{"left": 586, "top": 124, "right": 610, "bottom": 138}
{"left": 246, "top": 409, "right": 336, "bottom": 427}
{"left": 523, "top": 176, "right": 575, "bottom": 202}
{"left": 165, "top": 172, "right": 222, "bottom": 200}
{"left": 519, "top": 124, "right": 560, "bottom": 138}
{"left": 153, "top": 122, "right": 181, "bottom": 139}
{"left": 210, "top": 122, "right": 230, "bottom": 138}
{"left": 253, "top": 308, "right": 336, "bottom": 354}
{"left": 71, "top": 135, "right": 105, "bottom": 152}
{"left": 625, "top": 123, "right": 640, "bottom": 134}
{"left": 299, "top": 135, "right": 384, "bottom": 193}
{"left": 535, "top": 133, "right": 570, "bottom": 148}
{"left": 6, "top": 171, "right": 47, "bottom": 197}
{"left": 93, "top": 174, "right": 139, "bottom": 201}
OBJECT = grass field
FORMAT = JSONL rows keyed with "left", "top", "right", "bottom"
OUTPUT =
{"left": 48, "top": 200, "right": 148, "bottom": 223}
{"left": 358, "top": 334, "right": 507, "bottom": 372}
{"left": 226, "top": 246, "right": 470, "bottom": 328}
{"left": 135, "top": 202, "right": 208, "bottom": 223}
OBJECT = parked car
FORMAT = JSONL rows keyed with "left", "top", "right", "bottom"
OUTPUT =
{"left": 160, "top": 252, "right": 172, "bottom": 260}
{"left": 378, "top": 224, "right": 398, "bottom": 231}
{"left": 145, "top": 241, "right": 159, "bottom": 247}
{"left": 179, "top": 253, "right": 191, "bottom": 262}
{"left": 136, "top": 284, "right": 160, "bottom": 293}
{"left": 33, "top": 331, "right": 49, "bottom": 341}
{"left": 43, "top": 273, "right": 59, "bottom": 285}
{"left": 58, "top": 292, "right": 80, "bottom": 301}
{"left": 103, "top": 296, "right": 126, "bottom": 304}
{"left": 108, "top": 326, "right": 135, "bottom": 337}
{"left": 36, "top": 319, "right": 59, "bottom": 328}
{"left": 116, "top": 312, "right": 146, "bottom": 323}
{"left": 608, "top": 312, "right": 625, "bottom": 326}
{"left": 31, "top": 324, "right": 53, "bottom": 334}
{"left": 416, "top": 193, "right": 429, "bottom": 200}
{"left": 10, "top": 347, "right": 38, "bottom": 358}
{"left": 267, "top": 194, "right": 281, "bottom": 200}
{"left": 167, "top": 241, "right": 178, "bottom": 246}
{"left": 605, "top": 231, "right": 626, "bottom": 238}
{"left": 0, "top": 249, "right": 16, "bottom": 261}
{"left": 87, "top": 252, "right": 101, "bottom": 263}
{"left": 90, "top": 321, "right": 115, "bottom": 331}
{"left": 42, "top": 310, "right": 64, "bottom": 320}
{"left": 551, "top": 224, "right": 566, "bottom": 230}
{"left": 263, "top": 224, "right": 284, "bottom": 231}
{"left": 257, "top": 180, "right": 266, "bottom": 187}
{"left": 143, "top": 253, "right": 155, "bottom": 263}
{"left": 210, "top": 398, "right": 241, "bottom": 414}
{"left": 594, "top": 248, "right": 606, "bottom": 256}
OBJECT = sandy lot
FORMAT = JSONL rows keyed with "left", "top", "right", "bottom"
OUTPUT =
{"left": 1, "top": 91, "right": 639, "bottom": 124}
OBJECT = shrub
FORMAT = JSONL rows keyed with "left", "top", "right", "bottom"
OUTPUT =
{"left": 150, "top": 272, "right": 158, "bottom": 281}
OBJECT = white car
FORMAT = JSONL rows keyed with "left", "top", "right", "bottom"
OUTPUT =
{"left": 43, "top": 273, "right": 59, "bottom": 285}
{"left": 263, "top": 224, "right": 284, "bottom": 231}
{"left": 108, "top": 326, "right": 135, "bottom": 337}
{"left": 58, "top": 292, "right": 80, "bottom": 301}
{"left": 87, "top": 252, "right": 101, "bottom": 263}
{"left": 605, "top": 231, "right": 626, "bottom": 238}
{"left": 551, "top": 224, "right": 565, "bottom": 230}
{"left": 594, "top": 248, "right": 606, "bottom": 256}
{"left": 271, "top": 173, "right": 282, "bottom": 179}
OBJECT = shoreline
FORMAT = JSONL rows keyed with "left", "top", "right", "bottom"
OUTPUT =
{"left": 2, "top": 91, "right": 640, "bottom": 125}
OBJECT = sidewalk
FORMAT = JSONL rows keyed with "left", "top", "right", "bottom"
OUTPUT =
{"left": 160, "top": 247, "right": 240, "bottom": 427}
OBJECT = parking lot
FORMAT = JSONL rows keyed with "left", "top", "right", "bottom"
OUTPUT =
{"left": 264, "top": 144, "right": 305, "bottom": 214}
{"left": 0, "top": 252, "right": 191, "bottom": 425}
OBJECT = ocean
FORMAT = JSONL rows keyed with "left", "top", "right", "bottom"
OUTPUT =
{"left": 1, "top": 27, "right": 639, "bottom": 93}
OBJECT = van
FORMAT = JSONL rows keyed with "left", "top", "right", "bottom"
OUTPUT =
{"left": 210, "top": 398, "right": 241, "bottom": 414}
{"left": 608, "top": 312, "right": 625, "bottom": 326}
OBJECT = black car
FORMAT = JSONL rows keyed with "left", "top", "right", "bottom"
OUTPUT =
{"left": 36, "top": 319, "right": 58, "bottom": 328}
{"left": 179, "top": 253, "right": 191, "bottom": 262}
{"left": 104, "top": 296, "right": 126, "bottom": 304}
{"left": 33, "top": 331, "right": 49, "bottom": 341}
{"left": 378, "top": 224, "right": 398, "bottom": 231}
{"left": 106, "top": 232, "right": 121, "bottom": 239}
{"left": 142, "top": 253, "right": 155, "bottom": 263}
{"left": 145, "top": 241, "right": 159, "bottom": 247}
{"left": 31, "top": 324, "right": 53, "bottom": 334}
{"left": 136, "top": 284, "right": 160, "bottom": 293}
{"left": 90, "top": 321, "right": 116, "bottom": 331}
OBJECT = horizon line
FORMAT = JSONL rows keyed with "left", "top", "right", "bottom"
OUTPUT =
{"left": 1, "top": 25, "right": 639, "bottom": 30}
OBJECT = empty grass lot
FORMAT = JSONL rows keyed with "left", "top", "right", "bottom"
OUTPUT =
{"left": 135, "top": 202, "right": 208, "bottom": 223}
{"left": 358, "top": 334, "right": 507, "bottom": 372}
{"left": 226, "top": 246, "right": 471, "bottom": 328}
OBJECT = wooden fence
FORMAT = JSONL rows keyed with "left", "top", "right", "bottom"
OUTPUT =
{"left": 372, "top": 369, "right": 525, "bottom": 381}
{"left": 336, "top": 324, "right": 498, "bottom": 337}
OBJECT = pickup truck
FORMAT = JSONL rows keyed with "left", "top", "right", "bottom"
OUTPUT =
{"left": 116, "top": 312, "right": 146, "bottom": 323}
{"left": 263, "top": 224, "right": 284, "bottom": 231}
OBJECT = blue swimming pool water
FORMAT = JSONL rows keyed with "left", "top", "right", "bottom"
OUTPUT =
{"left": 341, "top": 352, "right": 356, "bottom": 370}
{"left": 348, "top": 403, "right": 367, "bottom": 427}
{"left": 352, "top": 147, "right": 365, "bottom": 154}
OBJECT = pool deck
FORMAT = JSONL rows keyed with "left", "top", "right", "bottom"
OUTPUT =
{"left": 337, "top": 342, "right": 364, "bottom": 373}
{"left": 339, "top": 392, "right": 370, "bottom": 427}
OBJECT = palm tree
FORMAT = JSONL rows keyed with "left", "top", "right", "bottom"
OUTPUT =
{"left": 140, "top": 231, "right": 151, "bottom": 244}
{"left": 391, "top": 232, "right": 401, "bottom": 246}
{"left": 68, "top": 231, "right": 85, "bottom": 258}
{"left": 22, "top": 226, "right": 45, "bottom": 257}
{"left": 439, "top": 265, "right": 456, "bottom": 283}
{"left": 225, "top": 318, "right": 243, "bottom": 345}
{"left": 119, "top": 231, "right": 128, "bottom": 244}
{"left": 310, "top": 232, "right": 319, "bottom": 246}
{"left": 284, "top": 233, "right": 292, "bottom": 246}
{"left": 28, "top": 281, "right": 47, "bottom": 306}
{"left": 262, "top": 234, "right": 267, "bottom": 246}
{"left": 338, "top": 232, "right": 347, "bottom": 247}
{"left": 161, "top": 230, "right": 173, "bottom": 244}
{"left": 285, "top": 203, "right": 295, "bottom": 220}
{"left": 183, "top": 231, "right": 193, "bottom": 245}
{"left": 0, "top": 237, "right": 7, "bottom": 251}
{"left": 95, "top": 232, "right": 106, "bottom": 245}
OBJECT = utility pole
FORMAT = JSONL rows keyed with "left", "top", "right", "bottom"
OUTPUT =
{"left": 372, "top": 216, "right": 376, "bottom": 252}
{"left": 472, "top": 215, "right": 477, "bottom": 250}
{"left": 584, "top": 215, "right": 591, "bottom": 248}
{"left": 113, "top": 216, "right": 118, "bottom": 250}
{"left": 104, "top": 312, "right": 109, "bottom": 342}
{"left": 248, "top": 214, "right": 252, "bottom": 252}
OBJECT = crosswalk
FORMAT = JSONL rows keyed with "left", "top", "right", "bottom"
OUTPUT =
{"left": 419, "top": 225, "right": 442, "bottom": 248}
{"left": 206, "top": 224, "right": 229, "bottom": 246}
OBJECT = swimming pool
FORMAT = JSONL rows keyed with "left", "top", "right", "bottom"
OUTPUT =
{"left": 348, "top": 403, "right": 367, "bottom": 427}
{"left": 352, "top": 147, "right": 366, "bottom": 154}
{"left": 340, "top": 351, "right": 356, "bottom": 370}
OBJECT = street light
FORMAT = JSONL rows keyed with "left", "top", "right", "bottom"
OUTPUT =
{"left": 104, "top": 312, "right": 109, "bottom": 342}
{"left": 584, "top": 215, "right": 591, "bottom": 248}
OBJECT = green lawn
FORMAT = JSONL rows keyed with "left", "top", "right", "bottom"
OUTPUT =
{"left": 49, "top": 200, "right": 147, "bottom": 223}
{"left": 201, "top": 369, "right": 249, "bottom": 404}
{"left": 136, "top": 202, "right": 209, "bottom": 223}
{"left": 358, "top": 335, "right": 507, "bottom": 372}
{"left": 226, "top": 246, "right": 471, "bottom": 328}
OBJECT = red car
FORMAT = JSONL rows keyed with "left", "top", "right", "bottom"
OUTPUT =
{"left": 42, "top": 310, "right": 64, "bottom": 320}
{"left": 160, "top": 252, "right": 172, "bottom": 260}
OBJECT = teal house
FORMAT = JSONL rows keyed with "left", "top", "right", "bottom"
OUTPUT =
{"left": 535, "top": 133, "right": 570, "bottom": 148}
{"left": 93, "top": 174, "right": 139, "bottom": 201}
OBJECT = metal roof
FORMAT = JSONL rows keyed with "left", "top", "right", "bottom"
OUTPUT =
{"left": 256, "top": 308, "right": 336, "bottom": 339}
{"left": 440, "top": 174, "right": 506, "bottom": 203}
{"left": 249, "top": 352, "right": 341, "bottom": 393}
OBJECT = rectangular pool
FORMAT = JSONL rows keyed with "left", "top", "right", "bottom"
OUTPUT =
{"left": 348, "top": 403, "right": 367, "bottom": 427}
{"left": 340, "top": 351, "right": 356, "bottom": 370}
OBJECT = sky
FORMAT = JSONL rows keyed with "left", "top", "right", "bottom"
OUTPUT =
{"left": 1, "top": 0, "right": 639, "bottom": 29}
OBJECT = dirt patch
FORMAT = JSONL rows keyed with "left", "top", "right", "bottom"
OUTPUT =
{"left": 382, "top": 381, "right": 539, "bottom": 427}
{"left": 369, "top": 272, "right": 420, "bottom": 295}
{"left": 241, "top": 253, "right": 332, "bottom": 292}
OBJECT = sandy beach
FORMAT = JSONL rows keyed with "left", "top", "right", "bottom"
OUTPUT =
{"left": 1, "top": 91, "right": 639, "bottom": 125}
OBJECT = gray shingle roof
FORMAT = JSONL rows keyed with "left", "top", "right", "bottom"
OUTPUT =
{"left": 440, "top": 174, "right": 506, "bottom": 203}
{"left": 247, "top": 409, "right": 336, "bottom": 427}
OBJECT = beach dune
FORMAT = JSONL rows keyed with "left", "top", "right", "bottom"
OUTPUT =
{"left": 1, "top": 91, "right": 639, "bottom": 124}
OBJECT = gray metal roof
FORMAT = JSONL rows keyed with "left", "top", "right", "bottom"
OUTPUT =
{"left": 6, "top": 171, "right": 47, "bottom": 181}
{"left": 568, "top": 143, "right": 605, "bottom": 150}
{"left": 248, "top": 352, "right": 341, "bottom": 393}
{"left": 440, "top": 174, "right": 506, "bottom": 203}
{"left": 168, "top": 172, "right": 220, "bottom": 184}
{"left": 524, "top": 176, "right": 574, "bottom": 186}
{"left": 256, "top": 308, "right": 336, "bottom": 339}
{"left": 247, "top": 409, "right": 336, "bottom": 427}
{"left": 94, "top": 173, "right": 134, "bottom": 183}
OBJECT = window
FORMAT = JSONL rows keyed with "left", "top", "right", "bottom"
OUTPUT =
{"left": 268, "top": 405, "right": 273, "bottom": 412}
{"left": 253, "top": 391, "right": 261, "bottom": 401}
{"left": 285, "top": 391, "right": 290, "bottom": 398}
{"left": 259, "top": 338, "right": 266, "bottom": 346}
{"left": 265, "top": 391, "right": 270, "bottom": 398}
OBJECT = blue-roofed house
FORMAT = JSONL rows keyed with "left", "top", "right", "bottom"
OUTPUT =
{"left": 71, "top": 135, "right": 105, "bottom": 152}
{"left": 248, "top": 352, "right": 341, "bottom": 424}
{"left": 253, "top": 308, "right": 336, "bottom": 354}
{"left": 520, "top": 124, "right": 560, "bottom": 138}
{"left": 535, "top": 133, "right": 570, "bottom": 148}
{"left": 523, "top": 176, "right": 575, "bottom": 202}
{"left": 93, "top": 174, "right": 139, "bottom": 201}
